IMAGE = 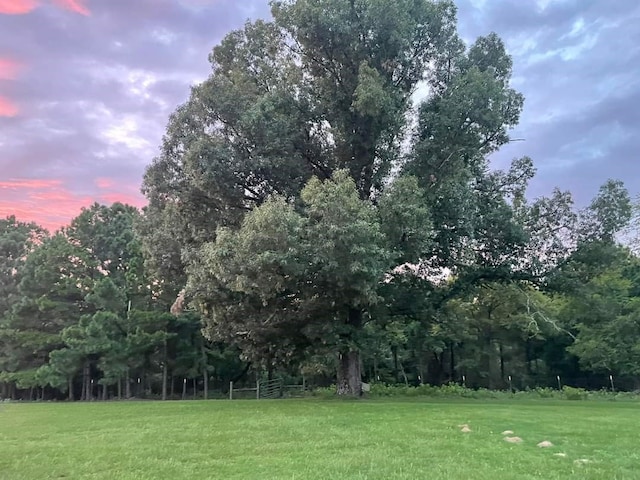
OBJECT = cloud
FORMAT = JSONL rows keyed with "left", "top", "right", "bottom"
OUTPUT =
{"left": 0, "top": 0, "right": 37, "bottom": 15}
{"left": 0, "top": 96, "right": 18, "bottom": 116}
{"left": 0, "top": 58, "right": 22, "bottom": 79}
{"left": 456, "top": 0, "right": 640, "bottom": 204}
{"left": 95, "top": 177, "right": 114, "bottom": 189}
{"left": 0, "top": 0, "right": 272, "bottom": 230}
{"left": 0, "top": 58, "right": 22, "bottom": 116}
{"left": 0, "top": 179, "right": 90, "bottom": 232}
{"left": 53, "top": 0, "right": 90, "bottom": 16}
{"left": 0, "top": 178, "right": 145, "bottom": 232}
{"left": 1, "top": 0, "right": 638, "bottom": 233}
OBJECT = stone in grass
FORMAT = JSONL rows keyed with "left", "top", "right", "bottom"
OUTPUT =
{"left": 501, "top": 430, "right": 514, "bottom": 435}
{"left": 553, "top": 453, "right": 567, "bottom": 458}
{"left": 504, "top": 436, "right": 523, "bottom": 444}
{"left": 574, "top": 459, "right": 591, "bottom": 466}
{"left": 461, "top": 426, "right": 472, "bottom": 433}
{"left": 537, "top": 441, "right": 554, "bottom": 448}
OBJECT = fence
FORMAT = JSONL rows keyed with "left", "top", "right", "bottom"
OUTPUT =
{"left": 228, "top": 378, "right": 306, "bottom": 400}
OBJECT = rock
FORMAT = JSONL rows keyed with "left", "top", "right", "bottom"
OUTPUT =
{"left": 537, "top": 441, "right": 554, "bottom": 448}
{"left": 501, "top": 430, "right": 514, "bottom": 435}
{"left": 461, "top": 426, "right": 472, "bottom": 433}
{"left": 574, "top": 458, "right": 591, "bottom": 466}
{"left": 553, "top": 453, "right": 567, "bottom": 458}
{"left": 504, "top": 436, "right": 523, "bottom": 444}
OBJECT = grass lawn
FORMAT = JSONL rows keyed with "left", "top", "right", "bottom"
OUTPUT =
{"left": 1, "top": 398, "right": 639, "bottom": 479}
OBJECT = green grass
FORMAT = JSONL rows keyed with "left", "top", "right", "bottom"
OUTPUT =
{"left": 1, "top": 399, "right": 639, "bottom": 479}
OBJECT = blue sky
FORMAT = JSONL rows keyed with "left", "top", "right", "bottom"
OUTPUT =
{"left": 0, "top": 0, "right": 638, "bottom": 230}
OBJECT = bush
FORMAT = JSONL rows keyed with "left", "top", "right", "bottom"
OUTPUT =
{"left": 308, "top": 386, "right": 336, "bottom": 399}
{"left": 308, "top": 383, "right": 640, "bottom": 401}
{"left": 562, "top": 386, "right": 588, "bottom": 400}
{"left": 532, "top": 387, "right": 559, "bottom": 399}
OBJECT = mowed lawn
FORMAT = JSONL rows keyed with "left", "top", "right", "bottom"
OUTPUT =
{"left": 1, "top": 398, "right": 639, "bottom": 479}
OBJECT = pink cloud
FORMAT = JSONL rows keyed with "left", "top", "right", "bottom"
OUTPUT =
{"left": 95, "top": 178, "right": 146, "bottom": 208}
{"left": 52, "top": 0, "right": 89, "bottom": 16}
{"left": 0, "top": 58, "right": 22, "bottom": 80}
{"left": 0, "top": 96, "right": 18, "bottom": 117}
{"left": 0, "top": 178, "right": 146, "bottom": 232}
{"left": 0, "top": 179, "right": 62, "bottom": 190}
{"left": 0, "top": 0, "right": 38, "bottom": 15}
{"left": 0, "top": 179, "right": 89, "bottom": 232}
{"left": 95, "top": 177, "right": 114, "bottom": 189}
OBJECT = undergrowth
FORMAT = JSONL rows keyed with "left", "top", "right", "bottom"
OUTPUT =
{"left": 310, "top": 383, "right": 640, "bottom": 401}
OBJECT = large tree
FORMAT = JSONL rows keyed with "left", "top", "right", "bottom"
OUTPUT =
{"left": 188, "top": 171, "right": 391, "bottom": 394}
{"left": 140, "top": 0, "right": 534, "bottom": 395}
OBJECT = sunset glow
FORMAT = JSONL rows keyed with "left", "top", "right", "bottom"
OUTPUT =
{"left": 53, "top": 0, "right": 90, "bottom": 16}
{"left": 0, "top": 0, "right": 37, "bottom": 15}
{"left": 0, "top": 58, "right": 22, "bottom": 79}
{"left": 0, "top": 178, "right": 145, "bottom": 233}
{"left": 0, "top": 96, "right": 18, "bottom": 117}
{"left": 0, "top": 0, "right": 638, "bottom": 233}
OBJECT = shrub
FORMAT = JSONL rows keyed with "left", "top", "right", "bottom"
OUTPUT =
{"left": 308, "top": 383, "right": 640, "bottom": 401}
{"left": 532, "top": 387, "right": 558, "bottom": 399}
{"left": 562, "top": 386, "right": 588, "bottom": 400}
{"left": 308, "top": 386, "right": 337, "bottom": 399}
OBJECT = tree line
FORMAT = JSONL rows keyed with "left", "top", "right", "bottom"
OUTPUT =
{"left": 2, "top": 0, "right": 638, "bottom": 399}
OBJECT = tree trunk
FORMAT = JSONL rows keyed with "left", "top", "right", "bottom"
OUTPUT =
{"left": 117, "top": 377, "right": 122, "bottom": 400}
{"left": 81, "top": 363, "right": 88, "bottom": 401}
{"left": 201, "top": 343, "right": 208, "bottom": 400}
{"left": 417, "top": 352, "right": 426, "bottom": 385}
{"left": 192, "top": 378, "right": 197, "bottom": 400}
{"left": 125, "top": 370, "right": 131, "bottom": 399}
{"left": 102, "top": 383, "right": 107, "bottom": 401}
{"left": 266, "top": 351, "right": 274, "bottom": 382}
{"left": 373, "top": 356, "right": 379, "bottom": 382}
{"left": 68, "top": 377, "right": 74, "bottom": 401}
{"left": 162, "top": 340, "right": 168, "bottom": 401}
{"left": 336, "top": 350, "right": 362, "bottom": 396}
{"left": 499, "top": 342, "right": 505, "bottom": 385}
{"left": 487, "top": 339, "right": 499, "bottom": 390}
{"left": 392, "top": 345, "right": 399, "bottom": 383}
{"left": 399, "top": 359, "right": 409, "bottom": 386}
{"left": 86, "top": 364, "right": 92, "bottom": 400}
{"left": 336, "top": 308, "right": 364, "bottom": 396}
{"left": 449, "top": 342, "right": 455, "bottom": 382}
{"left": 170, "top": 375, "right": 175, "bottom": 398}
{"left": 162, "top": 363, "right": 168, "bottom": 401}
{"left": 182, "top": 378, "right": 187, "bottom": 400}
{"left": 203, "top": 371, "right": 208, "bottom": 401}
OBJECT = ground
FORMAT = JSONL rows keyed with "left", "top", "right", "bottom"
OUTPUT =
{"left": 1, "top": 398, "right": 638, "bottom": 479}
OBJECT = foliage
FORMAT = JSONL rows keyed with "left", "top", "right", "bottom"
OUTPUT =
{"left": 562, "top": 386, "right": 588, "bottom": 401}
{"left": 3, "top": 1, "right": 640, "bottom": 401}
{"left": 310, "top": 383, "right": 635, "bottom": 402}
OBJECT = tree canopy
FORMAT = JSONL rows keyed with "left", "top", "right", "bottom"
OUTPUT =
{"left": 1, "top": 0, "right": 637, "bottom": 401}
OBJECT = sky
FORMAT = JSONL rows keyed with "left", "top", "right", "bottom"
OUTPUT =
{"left": 0, "top": 0, "right": 638, "bottom": 232}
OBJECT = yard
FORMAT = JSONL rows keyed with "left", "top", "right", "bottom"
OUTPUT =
{"left": 1, "top": 398, "right": 638, "bottom": 479}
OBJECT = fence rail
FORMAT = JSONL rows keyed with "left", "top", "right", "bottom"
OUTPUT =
{"left": 259, "top": 378, "right": 282, "bottom": 399}
{"left": 228, "top": 379, "right": 306, "bottom": 400}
